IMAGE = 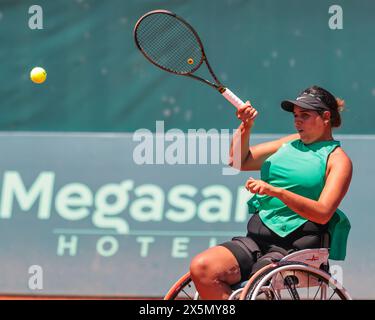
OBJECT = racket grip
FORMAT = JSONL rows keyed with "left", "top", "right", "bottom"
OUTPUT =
{"left": 221, "top": 88, "right": 245, "bottom": 110}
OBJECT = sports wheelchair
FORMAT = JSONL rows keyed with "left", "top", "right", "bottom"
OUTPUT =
{"left": 164, "top": 236, "right": 351, "bottom": 300}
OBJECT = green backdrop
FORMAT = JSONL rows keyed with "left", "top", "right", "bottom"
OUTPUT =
{"left": 0, "top": 0, "right": 374, "bottom": 299}
{"left": 1, "top": 0, "right": 374, "bottom": 133}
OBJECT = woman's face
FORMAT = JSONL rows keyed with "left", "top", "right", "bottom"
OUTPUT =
{"left": 293, "top": 105, "right": 329, "bottom": 144}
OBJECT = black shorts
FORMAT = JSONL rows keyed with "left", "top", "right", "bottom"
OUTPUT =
{"left": 219, "top": 213, "right": 329, "bottom": 281}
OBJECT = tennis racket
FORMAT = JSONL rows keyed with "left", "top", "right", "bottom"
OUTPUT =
{"left": 134, "top": 9, "right": 245, "bottom": 110}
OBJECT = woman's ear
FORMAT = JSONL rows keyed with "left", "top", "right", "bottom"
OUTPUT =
{"left": 323, "top": 111, "right": 331, "bottom": 125}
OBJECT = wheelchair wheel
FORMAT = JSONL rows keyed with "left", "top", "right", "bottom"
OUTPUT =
{"left": 240, "top": 262, "right": 351, "bottom": 300}
{"left": 164, "top": 272, "right": 199, "bottom": 300}
{"left": 229, "top": 263, "right": 278, "bottom": 300}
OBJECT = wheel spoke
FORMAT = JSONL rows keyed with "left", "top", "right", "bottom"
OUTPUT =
{"left": 328, "top": 289, "right": 337, "bottom": 300}
{"left": 307, "top": 273, "right": 310, "bottom": 299}
{"left": 181, "top": 288, "right": 193, "bottom": 299}
{"left": 269, "top": 282, "right": 281, "bottom": 300}
{"left": 312, "top": 279, "right": 321, "bottom": 300}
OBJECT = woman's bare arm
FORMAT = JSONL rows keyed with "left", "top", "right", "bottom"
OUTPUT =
{"left": 229, "top": 101, "right": 299, "bottom": 171}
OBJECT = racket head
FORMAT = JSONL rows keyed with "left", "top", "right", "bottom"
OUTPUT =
{"left": 134, "top": 10, "right": 205, "bottom": 75}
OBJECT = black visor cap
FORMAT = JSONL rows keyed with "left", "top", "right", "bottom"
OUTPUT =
{"left": 281, "top": 93, "right": 330, "bottom": 112}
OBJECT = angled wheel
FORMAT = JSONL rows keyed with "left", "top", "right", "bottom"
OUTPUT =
{"left": 164, "top": 272, "right": 199, "bottom": 300}
{"left": 240, "top": 262, "right": 351, "bottom": 300}
{"left": 164, "top": 272, "right": 246, "bottom": 300}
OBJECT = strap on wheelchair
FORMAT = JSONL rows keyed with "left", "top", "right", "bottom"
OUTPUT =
{"left": 321, "top": 232, "right": 330, "bottom": 248}
{"left": 267, "top": 245, "right": 289, "bottom": 257}
{"left": 231, "top": 236, "right": 262, "bottom": 260}
{"left": 250, "top": 245, "right": 289, "bottom": 275}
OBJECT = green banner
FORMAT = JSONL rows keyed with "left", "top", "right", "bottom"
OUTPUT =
{"left": 0, "top": 133, "right": 373, "bottom": 298}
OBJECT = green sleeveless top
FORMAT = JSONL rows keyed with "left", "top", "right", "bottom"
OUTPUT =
{"left": 247, "top": 139, "right": 351, "bottom": 260}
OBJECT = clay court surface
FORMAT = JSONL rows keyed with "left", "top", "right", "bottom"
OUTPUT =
{"left": 0, "top": 295, "right": 160, "bottom": 300}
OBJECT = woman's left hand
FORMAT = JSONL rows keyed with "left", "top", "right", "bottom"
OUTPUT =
{"left": 245, "top": 177, "right": 277, "bottom": 196}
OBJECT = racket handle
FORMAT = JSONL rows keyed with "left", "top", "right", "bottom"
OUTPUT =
{"left": 221, "top": 88, "right": 244, "bottom": 110}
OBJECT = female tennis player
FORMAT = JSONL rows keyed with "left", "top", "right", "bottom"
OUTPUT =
{"left": 189, "top": 85, "right": 353, "bottom": 300}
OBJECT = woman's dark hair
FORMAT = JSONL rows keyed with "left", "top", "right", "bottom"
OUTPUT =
{"left": 301, "top": 85, "right": 345, "bottom": 128}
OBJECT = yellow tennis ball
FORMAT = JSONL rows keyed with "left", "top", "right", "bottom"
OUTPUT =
{"left": 30, "top": 67, "right": 47, "bottom": 84}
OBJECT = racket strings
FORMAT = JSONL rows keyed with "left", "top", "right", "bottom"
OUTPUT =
{"left": 137, "top": 15, "right": 200, "bottom": 72}
{"left": 141, "top": 18, "right": 190, "bottom": 68}
{"left": 136, "top": 13, "right": 203, "bottom": 74}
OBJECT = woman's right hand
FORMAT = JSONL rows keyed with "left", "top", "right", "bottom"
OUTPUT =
{"left": 236, "top": 101, "right": 258, "bottom": 127}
